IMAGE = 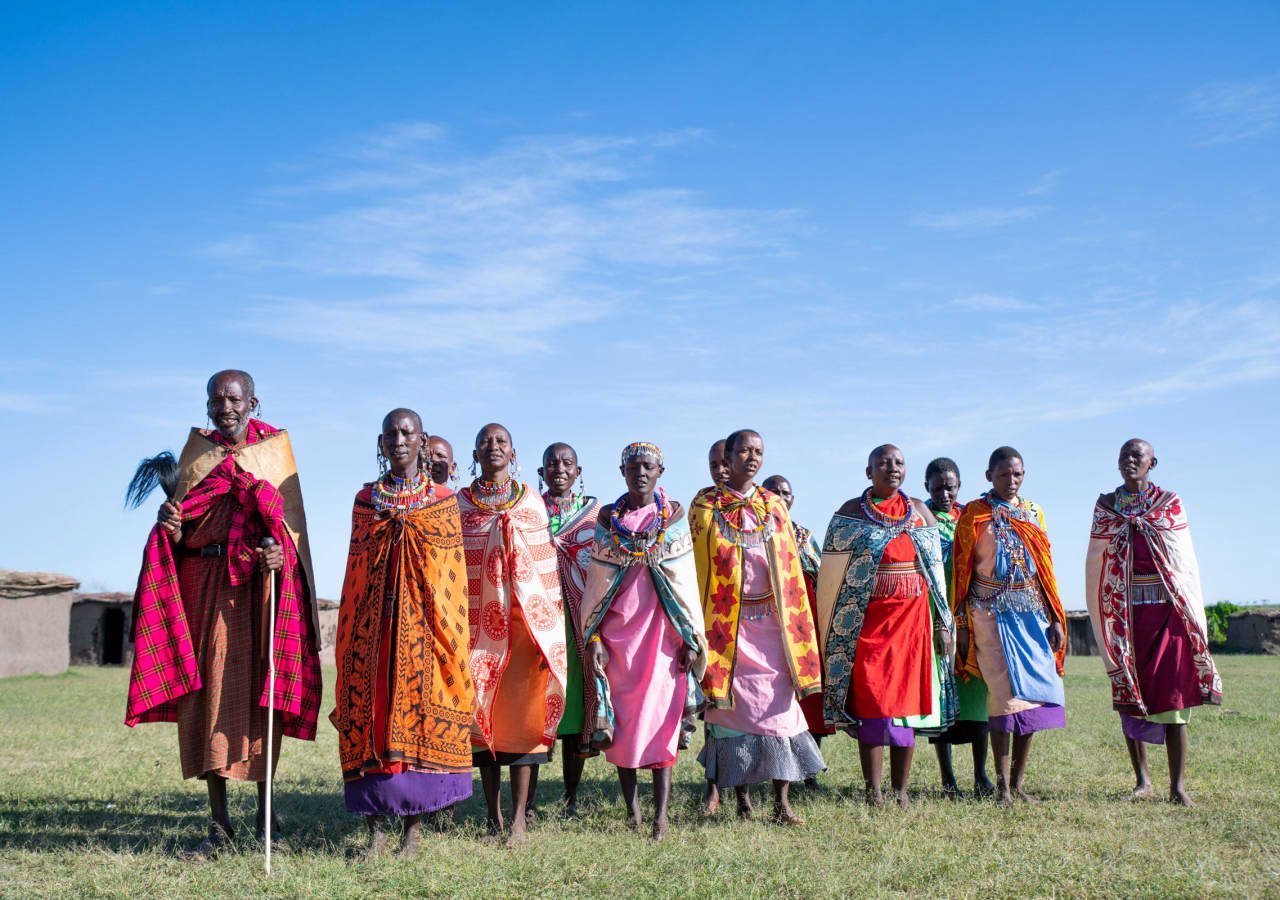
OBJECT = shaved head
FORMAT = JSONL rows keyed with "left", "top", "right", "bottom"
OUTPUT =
{"left": 206, "top": 369, "right": 254, "bottom": 397}
{"left": 868, "top": 443, "right": 901, "bottom": 467}
{"left": 1121, "top": 437, "right": 1154, "bottom": 455}
{"left": 474, "top": 422, "right": 512, "bottom": 448}
{"left": 382, "top": 407, "right": 423, "bottom": 433}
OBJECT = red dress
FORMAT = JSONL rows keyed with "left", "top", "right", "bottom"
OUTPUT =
{"left": 847, "top": 494, "right": 933, "bottom": 719}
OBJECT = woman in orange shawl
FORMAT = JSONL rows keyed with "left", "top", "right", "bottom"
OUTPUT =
{"left": 952, "top": 446, "right": 1066, "bottom": 805}
{"left": 331, "top": 409, "right": 474, "bottom": 858}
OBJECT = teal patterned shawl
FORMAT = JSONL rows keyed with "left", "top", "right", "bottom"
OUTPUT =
{"left": 814, "top": 512, "right": 956, "bottom": 731}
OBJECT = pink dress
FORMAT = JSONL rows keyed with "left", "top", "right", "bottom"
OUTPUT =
{"left": 599, "top": 503, "right": 688, "bottom": 769}
{"left": 704, "top": 489, "right": 808, "bottom": 738}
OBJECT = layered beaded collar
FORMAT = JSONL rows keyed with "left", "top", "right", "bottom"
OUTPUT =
{"left": 608, "top": 487, "right": 672, "bottom": 561}
{"left": 1113, "top": 483, "right": 1159, "bottom": 518}
{"left": 373, "top": 470, "right": 434, "bottom": 513}
{"left": 471, "top": 477, "right": 523, "bottom": 511}
{"left": 860, "top": 488, "right": 917, "bottom": 536}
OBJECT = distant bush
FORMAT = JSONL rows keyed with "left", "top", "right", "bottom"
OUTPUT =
{"left": 1205, "top": 601, "right": 1242, "bottom": 646}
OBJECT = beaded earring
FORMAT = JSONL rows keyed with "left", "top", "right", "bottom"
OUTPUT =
{"left": 578, "top": 474, "right": 586, "bottom": 497}
{"left": 449, "top": 468, "right": 459, "bottom": 489}
{"left": 470, "top": 459, "right": 478, "bottom": 478}
{"left": 538, "top": 475, "right": 545, "bottom": 493}
{"left": 511, "top": 458, "right": 521, "bottom": 479}
{"left": 417, "top": 444, "right": 430, "bottom": 477}
{"left": 377, "top": 448, "right": 389, "bottom": 476}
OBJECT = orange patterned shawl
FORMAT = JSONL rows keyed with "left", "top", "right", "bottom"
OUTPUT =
{"left": 330, "top": 485, "right": 474, "bottom": 779}
{"left": 951, "top": 496, "right": 1066, "bottom": 680}
{"left": 688, "top": 485, "right": 822, "bottom": 709}
{"left": 459, "top": 484, "right": 567, "bottom": 750}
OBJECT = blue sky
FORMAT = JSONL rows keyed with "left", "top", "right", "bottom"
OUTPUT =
{"left": 2, "top": 2, "right": 1278, "bottom": 607}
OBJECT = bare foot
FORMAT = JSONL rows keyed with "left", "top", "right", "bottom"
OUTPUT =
{"left": 864, "top": 787, "right": 885, "bottom": 808}
{"left": 1129, "top": 784, "right": 1156, "bottom": 801}
{"left": 179, "top": 822, "right": 234, "bottom": 861}
{"left": 506, "top": 819, "right": 528, "bottom": 848}
{"left": 895, "top": 790, "right": 911, "bottom": 810}
{"left": 651, "top": 816, "right": 669, "bottom": 842}
{"left": 701, "top": 783, "right": 720, "bottom": 817}
{"left": 974, "top": 777, "right": 996, "bottom": 799}
{"left": 1012, "top": 787, "right": 1040, "bottom": 804}
{"left": 995, "top": 786, "right": 1013, "bottom": 807}
{"left": 1170, "top": 789, "right": 1196, "bottom": 808}
{"left": 355, "top": 827, "right": 390, "bottom": 862}
{"left": 397, "top": 821, "right": 421, "bottom": 859}
{"left": 625, "top": 806, "right": 643, "bottom": 831}
{"left": 803, "top": 776, "right": 821, "bottom": 791}
{"left": 562, "top": 796, "right": 579, "bottom": 819}
{"left": 941, "top": 781, "right": 962, "bottom": 801}
{"left": 480, "top": 818, "right": 504, "bottom": 844}
{"left": 736, "top": 799, "right": 755, "bottom": 820}
{"left": 771, "top": 805, "right": 805, "bottom": 826}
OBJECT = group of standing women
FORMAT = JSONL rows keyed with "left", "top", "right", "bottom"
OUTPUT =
{"left": 125, "top": 371, "right": 1222, "bottom": 859}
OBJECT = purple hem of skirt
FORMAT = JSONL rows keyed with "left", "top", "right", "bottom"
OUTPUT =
{"left": 856, "top": 718, "right": 916, "bottom": 748}
{"left": 1121, "top": 715, "right": 1167, "bottom": 744}
{"left": 988, "top": 704, "right": 1065, "bottom": 735}
{"left": 344, "top": 770, "right": 472, "bottom": 817}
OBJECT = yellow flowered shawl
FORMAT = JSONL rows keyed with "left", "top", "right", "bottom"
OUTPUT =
{"left": 688, "top": 485, "right": 822, "bottom": 709}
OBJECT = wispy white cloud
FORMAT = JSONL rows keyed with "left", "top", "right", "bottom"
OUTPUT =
{"left": 210, "top": 122, "right": 792, "bottom": 355}
{"left": 910, "top": 205, "right": 1046, "bottom": 230}
{"left": 1187, "top": 76, "right": 1280, "bottom": 145}
{"left": 1025, "top": 169, "right": 1065, "bottom": 197}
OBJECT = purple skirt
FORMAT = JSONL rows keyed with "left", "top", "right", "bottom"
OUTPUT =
{"left": 856, "top": 717, "right": 916, "bottom": 748}
{"left": 1122, "top": 715, "right": 1168, "bottom": 744}
{"left": 988, "top": 704, "right": 1065, "bottom": 735}
{"left": 344, "top": 770, "right": 472, "bottom": 817}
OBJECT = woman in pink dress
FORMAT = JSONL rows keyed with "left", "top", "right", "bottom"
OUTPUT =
{"left": 580, "top": 442, "right": 707, "bottom": 841}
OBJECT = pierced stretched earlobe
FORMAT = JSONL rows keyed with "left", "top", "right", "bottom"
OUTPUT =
{"left": 538, "top": 475, "right": 545, "bottom": 493}
{"left": 470, "top": 459, "right": 478, "bottom": 478}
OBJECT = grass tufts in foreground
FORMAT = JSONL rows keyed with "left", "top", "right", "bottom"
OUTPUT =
{"left": 1, "top": 657, "right": 1278, "bottom": 897}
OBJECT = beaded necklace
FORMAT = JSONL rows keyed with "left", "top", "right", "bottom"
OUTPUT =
{"left": 373, "top": 470, "right": 434, "bottom": 513}
{"left": 860, "top": 488, "right": 917, "bottom": 536}
{"left": 609, "top": 487, "right": 671, "bottom": 559}
{"left": 1113, "top": 482, "right": 1158, "bottom": 518}
{"left": 472, "top": 478, "right": 523, "bottom": 511}
{"left": 983, "top": 490, "right": 1037, "bottom": 583}
{"left": 544, "top": 491, "right": 585, "bottom": 533}
{"left": 712, "top": 485, "right": 771, "bottom": 548}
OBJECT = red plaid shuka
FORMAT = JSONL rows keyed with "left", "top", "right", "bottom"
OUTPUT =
{"left": 124, "top": 420, "right": 322, "bottom": 740}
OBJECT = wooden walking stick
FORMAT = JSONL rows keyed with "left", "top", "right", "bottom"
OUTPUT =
{"left": 260, "top": 535, "right": 278, "bottom": 876}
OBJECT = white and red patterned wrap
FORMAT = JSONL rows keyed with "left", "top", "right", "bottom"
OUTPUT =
{"left": 460, "top": 484, "right": 567, "bottom": 749}
{"left": 1084, "top": 488, "right": 1222, "bottom": 715}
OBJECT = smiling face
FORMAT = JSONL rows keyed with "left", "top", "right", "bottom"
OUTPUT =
{"left": 539, "top": 443, "right": 580, "bottom": 497}
{"left": 708, "top": 440, "right": 730, "bottom": 486}
{"left": 726, "top": 432, "right": 764, "bottom": 490}
{"left": 428, "top": 436, "right": 455, "bottom": 485}
{"left": 986, "top": 456, "right": 1025, "bottom": 502}
{"left": 926, "top": 470, "right": 961, "bottom": 512}
{"left": 1117, "top": 439, "right": 1156, "bottom": 490}
{"left": 866, "top": 445, "right": 905, "bottom": 498}
{"left": 206, "top": 372, "right": 256, "bottom": 443}
{"left": 473, "top": 423, "right": 515, "bottom": 480}
{"left": 379, "top": 410, "right": 424, "bottom": 480}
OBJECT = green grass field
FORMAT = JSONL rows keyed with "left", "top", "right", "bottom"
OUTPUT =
{"left": 1, "top": 657, "right": 1277, "bottom": 898}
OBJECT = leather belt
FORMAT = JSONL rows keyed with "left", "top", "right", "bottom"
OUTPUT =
{"left": 182, "top": 544, "right": 226, "bottom": 558}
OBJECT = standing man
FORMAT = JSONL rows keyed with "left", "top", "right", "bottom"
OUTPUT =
{"left": 1085, "top": 439, "right": 1221, "bottom": 806}
{"left": 125, "top": 370, "right": 322, "bottom": 858}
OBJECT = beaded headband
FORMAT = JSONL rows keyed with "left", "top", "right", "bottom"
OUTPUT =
{"left": 620, "top": 441, "right": 663, "bottom": 466}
